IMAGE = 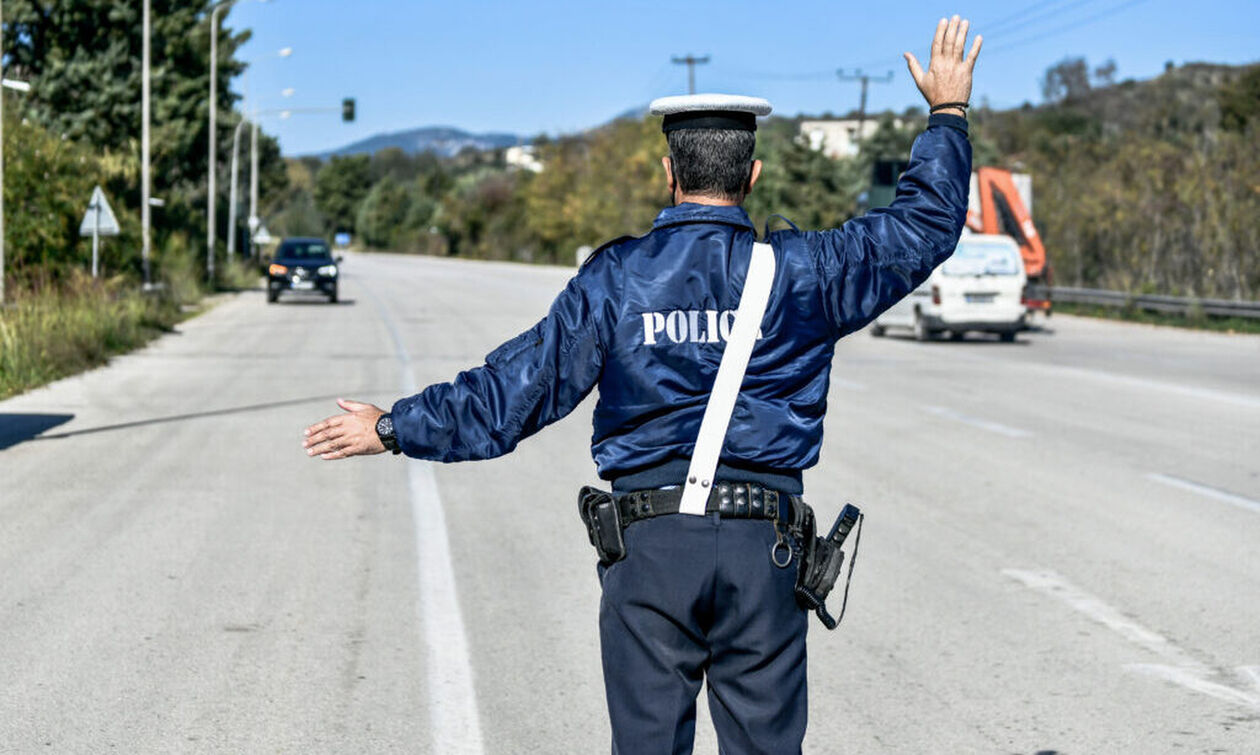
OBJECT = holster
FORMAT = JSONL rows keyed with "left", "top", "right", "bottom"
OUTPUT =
{"left": 578, "top": 486, "right": 626, "bottom": 565}
{"left": 792, "top": 503, "right": 863, "bottom": 630}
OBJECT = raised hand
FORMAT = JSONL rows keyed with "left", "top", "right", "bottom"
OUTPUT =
{"left": 303, "top": 398, "right": 387, "bottom": 460}
{"left": 904, "top": 15, "right": 982, "bottom": 116}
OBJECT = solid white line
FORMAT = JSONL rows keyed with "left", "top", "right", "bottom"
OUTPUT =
{"left": 407, "top": 462, "right": 486, "bottom": 753}
{"left": 922, "top": 405, "right": 1032, "bottom": 438}
{"left": 1004, "top": 568, "right": 1260, "bottom": 712}
{"left": 1147, "top": 473, "right": 1260, "bottom": 515}
{"left": 366, "top": 275, "right": 486, "bottom": 754}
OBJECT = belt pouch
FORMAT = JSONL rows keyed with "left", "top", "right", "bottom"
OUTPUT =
{"left": 794, "top": 503, "right": 862, "bottom": 629}
{"left": 578, "top": 486, "right": 626, "bottom": 565}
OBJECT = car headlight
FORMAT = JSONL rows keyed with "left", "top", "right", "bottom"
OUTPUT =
{"left": 317, "top": 264, "right": 338, "bottom": 276}
{"left": 269, "top": 263, "right": 288, "bottom": 275}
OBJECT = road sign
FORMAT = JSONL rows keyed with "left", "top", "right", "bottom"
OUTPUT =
{"left": 79, "top": 186, "right": 120, "bottom": 237}
{"left": 252, "top": 224, "right": 273, "bottom": 245}
{"left": 79, "top": 186, "right": 120, "bottom": 279}
{"left": 334, "top": 232, "right": 351, "bottom": 247}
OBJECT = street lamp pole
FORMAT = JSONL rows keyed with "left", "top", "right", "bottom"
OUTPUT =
{"left": 227, "top": 117, "right": 247, "bottom": 259}
{"left": 243, "top": 47, "right": 290, "bottom": 260}
{"left": 207, "top": 0, "right": 235, "bottom": 283}
{"left": 141, "top": 0, "right": 152, "bottom": 288}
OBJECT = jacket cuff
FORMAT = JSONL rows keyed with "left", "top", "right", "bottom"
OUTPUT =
{"left": 927, "top": 112, "right": 969, "bottom": 136}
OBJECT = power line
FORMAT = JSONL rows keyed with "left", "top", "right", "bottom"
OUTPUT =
{"left": 680, "top": 0, "right": 1154, "bottom": 99}
{"left": 980, "top": 0, "right": 1095, "bottom": 36}
{"left": 985, "top": 0, "right": 1155, "bottom": 55}
{"left": 984, "top": 0, "right": 1103, "bottom": 38}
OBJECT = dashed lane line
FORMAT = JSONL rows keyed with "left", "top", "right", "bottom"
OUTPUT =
{"left": 921, "top": 405, "right": 1033, "bottom": 439}
{"left": 1147, "top": 473, "right": 1260, "bottom": 516}
{"left": 1003, "top": 568, "right": 1260, "bottom": 713}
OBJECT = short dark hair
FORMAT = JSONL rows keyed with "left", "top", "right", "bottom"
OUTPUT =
{"left": 666, "top": 128, "right": 756, "bottom": 201}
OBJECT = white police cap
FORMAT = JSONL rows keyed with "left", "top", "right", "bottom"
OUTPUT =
{"left": 649, "top": 93, "right": 773, "bottom": 133}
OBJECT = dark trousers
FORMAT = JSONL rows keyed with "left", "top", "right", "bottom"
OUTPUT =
{"left": 598, "top": 513, "right": 808, "bottom": 755}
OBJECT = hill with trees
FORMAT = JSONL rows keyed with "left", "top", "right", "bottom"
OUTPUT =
{"left": 318, "top": 126, "right": 525, "bottom": 159}
{"left": 281, "top": 58, "right": 1259, "bottom": 302}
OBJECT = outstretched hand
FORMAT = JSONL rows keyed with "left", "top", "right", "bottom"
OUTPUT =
{"left": 904, "top": 15, "right": 982, "bottom": 115}
{"left": 303, "top": 398, "right": 386, "bottom": 460}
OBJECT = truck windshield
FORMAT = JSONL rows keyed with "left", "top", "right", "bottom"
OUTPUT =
{"left": 942, "top": 241, "right": 1022, "bottom": 277}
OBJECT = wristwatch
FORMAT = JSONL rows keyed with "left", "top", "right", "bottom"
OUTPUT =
{"left": 375, "top": 413, "right": 401, "bottom": 455}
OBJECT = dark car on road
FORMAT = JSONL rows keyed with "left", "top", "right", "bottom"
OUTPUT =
{"left": 267, "top": 237, "right": 341, "bottom": 303}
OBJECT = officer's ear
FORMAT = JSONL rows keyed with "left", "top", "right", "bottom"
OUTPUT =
{"left": 746, "top": 159, "right": 763, "bottom": 196}
{"left": 661, "top": 156, "right": 677, "bottom": 195}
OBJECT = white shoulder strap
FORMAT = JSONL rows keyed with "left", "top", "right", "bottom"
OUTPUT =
{"left": 678, "top": 241, "right": 777, "bottom": 516}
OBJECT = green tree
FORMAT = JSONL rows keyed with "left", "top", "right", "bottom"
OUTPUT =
{"left": 4, "top": 1, "right": 247, "bottom": 192}
{"left": 1042, "top": 57, "right": 1092, "bottom": 103}
{"left": 1220, "top": 65, "right": 1260, "bottom": 131}
{"left": 356, "top": 176, "right": 412, "bottom": 249}
{"left": 745, "top": 118, "right": 863, "bottom": 231}
{"left": 313, "top": 155, "right": 372, "bottom": 235}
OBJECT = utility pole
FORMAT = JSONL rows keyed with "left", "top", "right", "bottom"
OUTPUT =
{"left": 141, "top": 0, "right": 152, "bottom": 288}
{"left": 836, "top": 69, "right": 893, "bottom": 138}
{"left": 671, "top": 54, "right": 710, "bottom": 95}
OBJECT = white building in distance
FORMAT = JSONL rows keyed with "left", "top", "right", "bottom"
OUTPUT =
{"left": 798, "top": 118, "right": 903, "bottom": 159}
{"left": 505, "top": 145, "right": 543, "bottom": 173}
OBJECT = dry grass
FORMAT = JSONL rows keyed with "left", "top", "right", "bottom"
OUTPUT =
{"left": 0, "top": 271, "right": 185, "bottom": 400}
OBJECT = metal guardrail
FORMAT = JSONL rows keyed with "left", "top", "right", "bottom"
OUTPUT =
{"left": 1048, "top": 286, "right": 1260, "bottom": 320}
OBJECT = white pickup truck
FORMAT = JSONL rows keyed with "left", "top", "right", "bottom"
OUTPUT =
{"left": 872, "top": 233, "right": 1027, "bottom": 342}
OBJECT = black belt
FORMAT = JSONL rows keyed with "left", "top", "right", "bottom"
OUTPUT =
{"left": 616, "top": 482, "right": 794, "bottom": 528}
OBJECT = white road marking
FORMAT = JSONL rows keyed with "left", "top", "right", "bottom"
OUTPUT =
{"left": 922, "top": 405, "right": 1032, "bottom": 438}
{"left": 1004, "top": 569, "right": 1260, "bottom": 712}
{"left": 937, "top": 349, "right": 1260, "bottom": 411}
{"left": 1239, "top": 666, "right": 1260, "bottom": 693}
{"left": 1026, "top": 362, "right": 1260, "bottom": 411}
{"left": 1147, "top": 473, "right": 1260, "bottom": 515}
{"left": 1127, "top": 665, "right": 1260, "bottom": 711}
{"left": 366, "top": 278, "right": 486, "bottom": 754}
{"left": 1002, "top": 569, "right": 1197, "bottom": 666}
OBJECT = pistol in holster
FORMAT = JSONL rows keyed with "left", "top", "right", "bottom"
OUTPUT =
{"left": 578, "top": 486, "right": 626, "bottom": 565}
{"left": 792, "top": 502, "right": 863, "bottom": 630}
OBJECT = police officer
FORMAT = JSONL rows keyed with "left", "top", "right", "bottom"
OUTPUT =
{"left": 303, "top": 15, "right": 980, "bottom": 754}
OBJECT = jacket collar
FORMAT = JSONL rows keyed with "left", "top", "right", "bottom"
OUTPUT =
{"left": 652, "top": 203, "right": 755, "bottom": 232}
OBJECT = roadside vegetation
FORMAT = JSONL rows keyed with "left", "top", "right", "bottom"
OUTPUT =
{"left": 0, "top": 274, "right": 181, "bottom": 400}
{"left": 0, "top": 1, "right": 282, "bottom": 399}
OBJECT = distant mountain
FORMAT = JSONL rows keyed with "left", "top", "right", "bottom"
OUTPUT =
{"left": 317, "top": 126, "right": 525, "bottom": 158}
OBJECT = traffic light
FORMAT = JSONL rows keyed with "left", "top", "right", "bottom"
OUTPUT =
{"left": 342, "top": 98, "right": 356, "bottom": 123}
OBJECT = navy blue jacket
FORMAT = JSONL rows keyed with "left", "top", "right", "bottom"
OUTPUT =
{"left": 392, "top": 114, "right": 971, "bottom": 493}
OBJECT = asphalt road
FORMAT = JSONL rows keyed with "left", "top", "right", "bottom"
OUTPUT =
{"left": 2, "top": 252, "right": 1258, "bottom": 754}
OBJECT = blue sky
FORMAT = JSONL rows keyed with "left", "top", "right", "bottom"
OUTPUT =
{"left": 228, "top": 0, "right": 1260, "bottom": 156}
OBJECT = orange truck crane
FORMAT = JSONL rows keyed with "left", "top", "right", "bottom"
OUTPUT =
{"left": 967, "top": 167, "right": 1052, "bottom": 313}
